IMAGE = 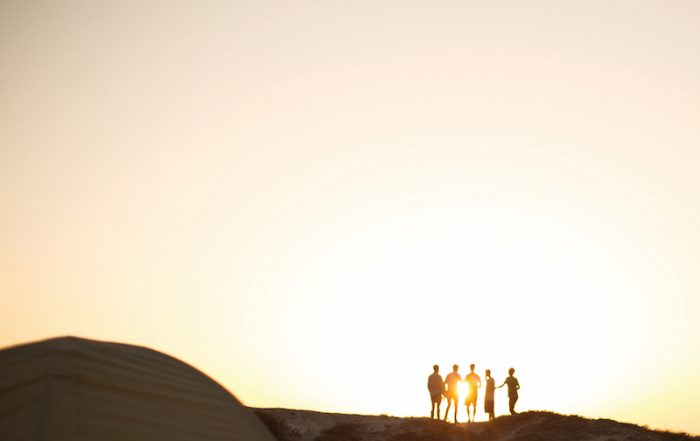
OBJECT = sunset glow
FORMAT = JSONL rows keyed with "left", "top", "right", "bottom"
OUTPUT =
{"left": 1, "top": 0, "right": 699, "bottom": 435}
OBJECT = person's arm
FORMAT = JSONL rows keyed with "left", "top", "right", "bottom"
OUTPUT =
{"left": 516, "top": 379, "right": 520, "bottom": 390}
{"left": 497, "top": 379, "right": 506, "bottom": 389}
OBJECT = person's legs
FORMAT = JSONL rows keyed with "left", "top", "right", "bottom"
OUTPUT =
{"left": 484, "top": 400, "right": 493, "bottom": 421}
{"left": 509, "top": 395, "right": 518, "bottom": 415}
{"left": 431, "top": 395, "right": 439, "bottom": 419}
{"left": 453, "top": 397, "right": 458, "bottom": 423}
{"left": 464, "top": 394, "right": 470, "bottom": 422}
{"left": 466, "top": 394, "right": 477, "bottom": 422}
{"left": 444, "top": 396, "right": 453, "bottom": 421}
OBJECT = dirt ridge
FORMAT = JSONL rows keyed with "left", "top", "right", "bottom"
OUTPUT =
{"left": 253, "top": 408, "right": 699, "bottom": 441}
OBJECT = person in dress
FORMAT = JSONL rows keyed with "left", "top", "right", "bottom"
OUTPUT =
{"left": 484, "top": 369, "right": 495, "bottom": 421}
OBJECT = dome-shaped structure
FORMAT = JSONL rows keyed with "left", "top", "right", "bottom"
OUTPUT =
{"left": 0, "top": 336, "right": 276, "bottom": 441}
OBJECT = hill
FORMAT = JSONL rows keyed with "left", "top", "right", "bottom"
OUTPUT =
{"left": 253, "top": 408, "right": 698, "bottom": 441}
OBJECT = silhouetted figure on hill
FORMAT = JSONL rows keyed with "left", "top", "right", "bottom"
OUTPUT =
{"left": 498, "top": 367, "right": 520, "bottom": 415}
{"left": 484, "top": 369, "right": 495, "bottom": 421}
{"left": 444, "top": 364, "right": 462, "bottom": 423}
{"left": 464, "top": 364, "right": 481, "bottom": 422}
{"left": 427, "top": 365, "right": 445, "bottom": 419}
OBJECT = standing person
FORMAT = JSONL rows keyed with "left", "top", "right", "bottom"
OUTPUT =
{"left": 484, "top": 369, "right": 496, "bottom": 421}
{"left": 498, "top": 367, "right": 520, "bottom": 415}
{"left": 464, "top": 364, "right": 481, "bottom": 423}
{"left": 427, "top": 365, "right": 445, "bottom": 419}
{"left": 444, "top": 365, "right": 462, "bottom": 423}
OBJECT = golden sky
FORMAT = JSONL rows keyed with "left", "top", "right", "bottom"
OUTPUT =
{"left": 1, "top": 0, "right": 699, "bottom": 434}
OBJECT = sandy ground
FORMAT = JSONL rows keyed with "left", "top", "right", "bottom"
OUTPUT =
{"left": 253, "top": 408, "right": 699, "bottom": 441}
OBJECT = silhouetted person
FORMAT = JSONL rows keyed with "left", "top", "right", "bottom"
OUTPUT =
{"left": 427, "top": 365, "right": 445, "bottom": 419}
{"left": 484, "top": 369, "right": 495, "bottom": 421}
{"left": 498, "top": 367, "right": 520, "bottom": 415}
{"left": 464, "top": 364, "right": 481, "bottom": 422}
{"left": 444, "top": 364, "right": 462, "bottom": 423}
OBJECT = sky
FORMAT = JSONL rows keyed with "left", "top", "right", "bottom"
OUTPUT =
{"left": 1, "top": 0, "right": 699, "bottom": 434}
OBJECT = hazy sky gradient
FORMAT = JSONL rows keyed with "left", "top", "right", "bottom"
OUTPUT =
{"left": 2, "top": 0, "right": 699, "bottom": 434}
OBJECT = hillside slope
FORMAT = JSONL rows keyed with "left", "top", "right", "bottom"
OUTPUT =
{"left": 254, "top": 408, "right": 698, "bottom": 441}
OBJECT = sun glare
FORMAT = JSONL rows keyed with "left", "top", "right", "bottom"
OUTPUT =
{"left": 457, "top": 381, "right": 468, "bottom": 401}
{"left": 256, "top": 200, "right": 658, "bottom": 420}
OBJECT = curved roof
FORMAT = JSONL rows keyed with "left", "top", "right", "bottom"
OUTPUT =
{"left": 0, "top": 336, "right": 276, "bottom": 441}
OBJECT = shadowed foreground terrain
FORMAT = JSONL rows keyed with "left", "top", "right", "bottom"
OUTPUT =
{"left": 254, "top": 408, "right": 698, "bottom": 441}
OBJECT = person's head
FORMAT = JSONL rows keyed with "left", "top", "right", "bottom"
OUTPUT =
{"left": 485, "top": 369, "right": 491, "bottom": 378}
{"left": 453, "top": 364, "right": 459, "bottom": 372}
{"left": 433, "top": 365, "right": 439, "bottom": 373}
{"left": 509, "top": 367, "right": 515, "bottom": 376}
{"left": 470, "top": 364, "right": 475, "bottom": 372}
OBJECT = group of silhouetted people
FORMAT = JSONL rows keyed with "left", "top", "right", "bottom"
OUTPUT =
{"left": 427, "top": 364, "right": 520, "bottom": 423}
